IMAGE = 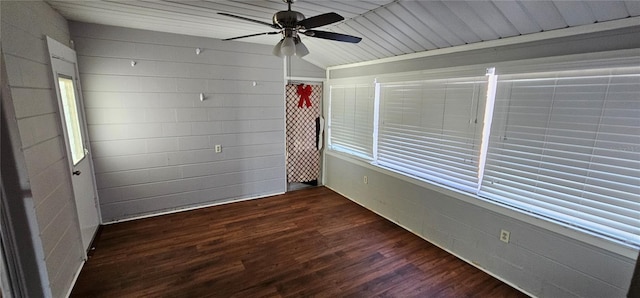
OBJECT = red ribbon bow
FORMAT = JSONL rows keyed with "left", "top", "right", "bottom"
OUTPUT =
{"left": 297, "top": 84, "right": 312, "bottom": 108}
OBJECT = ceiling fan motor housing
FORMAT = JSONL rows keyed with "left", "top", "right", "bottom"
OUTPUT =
{"left": 273, "top": 10, "right": 305, "bottom": 29}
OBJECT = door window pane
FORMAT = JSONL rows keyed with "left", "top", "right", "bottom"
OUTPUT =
{"left": 58, "top": 76, "right": 86, "bottom": 165}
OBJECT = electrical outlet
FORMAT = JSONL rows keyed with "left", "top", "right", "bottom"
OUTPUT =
{"left": 363, "top": 176, "right": 368, "bottom": 184}
{"left": 215, "top": 145, "right": 222, "bottom": 153}
{"left": 500, "top": 229, "right": 510, "bottom": 243}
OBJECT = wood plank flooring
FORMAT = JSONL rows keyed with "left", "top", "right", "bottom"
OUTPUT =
{"left": 71, "top": 187, "right": 527, "bottom": 297}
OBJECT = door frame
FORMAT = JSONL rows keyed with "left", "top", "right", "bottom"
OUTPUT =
{"left": 284, "top": 77, "right": 324, "bottom": 191}
{"left": 46, "top": 36, "right": 102, "bottom": 254}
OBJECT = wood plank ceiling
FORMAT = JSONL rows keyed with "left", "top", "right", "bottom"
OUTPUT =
{"left": 47, "top": 0, "right": 640, "bottom": 69}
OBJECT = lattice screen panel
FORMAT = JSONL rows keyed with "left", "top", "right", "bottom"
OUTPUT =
{"left": 286, "top": 83, "right": 321, "bottom": 183}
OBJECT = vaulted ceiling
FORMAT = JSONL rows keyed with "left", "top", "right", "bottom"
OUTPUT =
{"left": 47, "top": 0, "right": 640, "bottom": 69}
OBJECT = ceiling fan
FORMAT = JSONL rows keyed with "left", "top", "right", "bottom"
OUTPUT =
{"left": 218, "top": 0, "right": 362, "bottom": 58}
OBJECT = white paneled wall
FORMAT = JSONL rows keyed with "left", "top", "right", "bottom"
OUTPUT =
{"left": 1, "top": 1, "right": 85, "bottom": 297}
{"left": 286, "top": 56, "right": 326, "bottom": 79}
{"left": 70, "top": 22, "right": 287, "bottom": 221}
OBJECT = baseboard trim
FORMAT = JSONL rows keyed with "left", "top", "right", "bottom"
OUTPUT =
{"left": 102, "top": 192, "right": 285, "bottom": 225}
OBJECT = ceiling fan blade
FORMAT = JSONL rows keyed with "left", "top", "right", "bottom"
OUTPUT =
{"left": 297, "top": 12, "right": 344, "bottom": 29}
{"left": 218, "top": 12, "right": 279, "bottom": 29}
{"left": 303, "top": 30, "right": 362, "bottom": 43}
{"left": 223, "top": 31, "right": 280, "bottom": 41}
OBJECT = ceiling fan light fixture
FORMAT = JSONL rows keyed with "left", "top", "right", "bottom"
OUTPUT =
{"left": 273, "top": 39, "right": 284, "bottom": 57}
{"left": 294, "top": 38, "right": 309, "bottom": 57}
{"left": 281, "top": 36, "right": 296, "bottom": 56}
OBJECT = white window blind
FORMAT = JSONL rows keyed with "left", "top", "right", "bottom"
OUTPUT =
{"left": 480, "top": 66, "right": 640, "bottom": 246}
{"left": 377, "top": 73, "right": 488, "bottom": 191}
{"left": 328, "top": 83, "right": 375, "bottom": 159}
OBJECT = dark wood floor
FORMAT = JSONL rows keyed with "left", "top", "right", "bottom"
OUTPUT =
{"left": 71, "top": 187, "right": 527, "bottom": 297}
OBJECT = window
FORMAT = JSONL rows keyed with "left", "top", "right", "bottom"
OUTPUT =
{"left": 58, "top": 76, "right": 87, "bottom": 165}
{"left": 480, "top": 66, "right": 640, "bottom": 246}
{"left": 327, "top": 54, "right": 640, "bottom": 248}
{"left": 328, "top": 82, "right": 375, "bottom": 159}
{"left": 377, "top": 72, "right": 488, "bottom": 192}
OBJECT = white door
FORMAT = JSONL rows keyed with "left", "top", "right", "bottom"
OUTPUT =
{"left": 46, "top": 37, "right": 100, "bottom": 253}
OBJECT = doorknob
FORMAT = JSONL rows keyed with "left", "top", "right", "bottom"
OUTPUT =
{"left": 72, "top": 170, "right": 81, "bottom": 176}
